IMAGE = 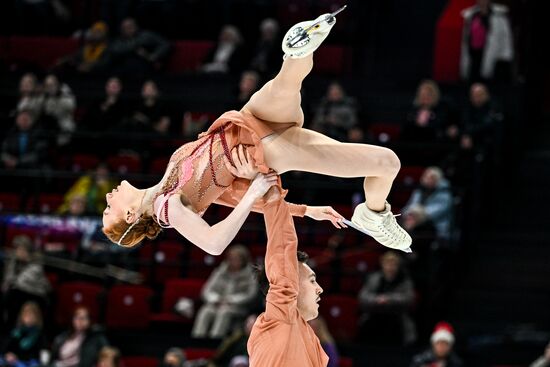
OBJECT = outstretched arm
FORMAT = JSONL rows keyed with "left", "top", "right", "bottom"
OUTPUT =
{"left": 168, "top": 173, "right": 278, "bottom": 255}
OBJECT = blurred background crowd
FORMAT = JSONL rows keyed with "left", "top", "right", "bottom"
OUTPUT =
{"left": 0, "top": 0, "right": 549, "bottom": 366}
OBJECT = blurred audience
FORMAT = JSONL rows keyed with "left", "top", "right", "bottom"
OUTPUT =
{"left": 0, "top": 301, "right": 46, "bottom": 367}
{"left": 402, "top": 80, "right": 448, "bottom": 143}
{"left": 49, "top": 307, "right": 109, "bottom": 367}
{"left": 127, "top": 80, "right": 170, "bottom": 135}
{"left": 57, "top": 163, "right": 116, "bottom": 216}
{"left": 15, "top": 73, "right": 43, "bottom": 121}
{"left": 201, "top": 25, "right": 246, "bottom": 74}
{"left": 192, "top": 245, "right": 258, "bottom": 338}
{"left": 56, "top": 22, "right": 112, "bottom": 74}
{"left": 358, "top": 251, "right": 416, "bottom": 346}
{"left": 111, "top": 18, "right": 171, "bottom": 75}
{"left": 402, "top": 167, "right": 453, "bottom": 243}
{"left": 410, "top": 322, "right": 463, "bottom": 367}
{"left": 309, "top": 317, "right": 340, "bottom": 367}
{"left": 161, "top": 347, "right": 186, "bottom": 367}
{"left": 95, "top": 346, "right": 120, "bottom": 367}
{"left": 2, "top": 235, "right": 51, "bottom": 326}
{"left": 311, "top": 81, "right": 358, "bottom": 141}
{"left": 460, "top": 0, "right": 514, "bottom": 82}
{"left": 227, "top": 70, "right": 261, "bottom": 111}
{"left": 41, "top": 74, "right": 76, "bottom": 147}
{"left": 249, "top": 18, "right": 281, "bottom": 77}
{"left": 1, "top": 110, "right": 48, "bottom": 170}
{"left": 207, "top": 314, "right": 256, "bottom": 367}
{"left": 530, "top": 341, "right": 550, "bottom": 367}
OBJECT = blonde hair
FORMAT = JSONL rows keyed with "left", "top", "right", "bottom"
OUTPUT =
{"left": 98, "top": 346, "right": 121, "bottom": 367}
{"left": 414, "top": 79, "right": 441, "bottom": 108}
{"left": 18, "top": 301, "right": 43, "bottom": 328}
{"left": 103, "top": 214, "right": 162, "bottom": 248}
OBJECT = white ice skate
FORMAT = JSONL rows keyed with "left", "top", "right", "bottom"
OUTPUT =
{"left": 282, "top": 5, "right": 346, "bottom": 59}
{"left": 350, "top": 202, "right": 413, "bottom": 253}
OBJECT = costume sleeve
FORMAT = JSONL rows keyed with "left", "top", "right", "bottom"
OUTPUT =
{"left": 214, "top": 180, "right": 307, "bottom": 217}
{"left": 262, "top": 197, "right": 300, "bottom": 323}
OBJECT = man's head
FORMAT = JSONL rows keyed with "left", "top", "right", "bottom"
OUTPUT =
{"left": 163, "top": 347, "right": 186, "bottom": 367}
{"left": 105, "top": 77, "right": 122, "bottom": 98}
{"left": 256, "top": 251, "right": 323, "bottom": 321}
{"left": 120, "top": 18, "right": 138, "bottom": 38}
{"left": 226, "top": 244, "right": 251, "bottom": 272}
{"left": 470, "top": 83, "right": 490, "bottom": 108}
{"left": 415, "top": 79, "right": 440, "bottom": 108}
{"left": 327, "top": 82, "right": 344, "bottom": 102}
{"left": 13, "top": 235, "right": 34, "bottom": 262}
{"left": 380, "top": 251, "right": 401, "bottom": 281}
{"left": 19, "top": 73, "right": 38, "bottom": 95}
{"left": 431, "top": 322, "right": 455, "bottom": 359}
{"left": 420, "top": 166, "right": 444, "bottom": 190}
{"left": 16, "top": 110, "right": 34, "bottom": 131}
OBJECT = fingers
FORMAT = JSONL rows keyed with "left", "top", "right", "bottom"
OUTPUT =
{"left": 223, "top": 155, "right": 238, "bottom": 177}
{"left": 232, "top": 147, "right": 242, "bottom": 167}
{"left": 239, "top": 144, "right": 249, "bottom": 164}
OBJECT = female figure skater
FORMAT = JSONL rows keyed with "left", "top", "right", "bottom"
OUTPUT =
{"left": 102, "top": 10, "right": 412, "bottom": 254}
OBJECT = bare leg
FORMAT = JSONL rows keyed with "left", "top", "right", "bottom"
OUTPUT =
{"left": 263, "top": 127, "right": 400, "bottom": 212}
{"left": 242, "top": 55, "right": 313, "bottom": 127}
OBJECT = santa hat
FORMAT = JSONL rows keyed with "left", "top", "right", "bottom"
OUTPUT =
{"left": 430, "top": 321, "right": 455, "bottom": 345}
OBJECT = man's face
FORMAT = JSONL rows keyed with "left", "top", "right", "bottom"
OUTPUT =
{"left": 381, "top": 258, "right": 399, "bottom": 281}
{"left": 297, "top": 263, "right": 323, "bottom": 321}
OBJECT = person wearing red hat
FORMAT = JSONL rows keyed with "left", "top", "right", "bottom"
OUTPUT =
{"left": 410, "top": 322, "right": 463, "bottom": 367}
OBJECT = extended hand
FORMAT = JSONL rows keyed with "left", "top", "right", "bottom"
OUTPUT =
{"left": 305, "top": 206, "right": 347, "bottom": 229}
{"left": 224, "top": 144, "right": 259, "bottom": 180}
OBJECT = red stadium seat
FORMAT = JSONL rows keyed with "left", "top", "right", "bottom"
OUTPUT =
{"left": 121, "top": 357, "right": 159, "bottom": 367}
{"left": 0, "top": 193, "right": 20, "bottom": 212}
{"left": 4, "top": 225, "right": 41, "bottom": 248}
{"left": 183, "top": 348, "right": 216, "bottom": 361}
{"left": 319, "top": 295, "right": 359, "bottom": 341}
{"left": 150, "top": 278, "right": 206, "bottom": 324}
{"left": 139, "top": 241, "right": 184, "bottom": 284}
{"left": 314, "top": 45, "right": 352, "bottom": 75}
{"left": 7, "top": 36, "right": 79, "bottom": 70}
{"left": 340, "top": 250, "right": 380, "bottom": 294}
{"left": 149, "top": 157, "right": 170, "bottom": 175}
{"left": 339, "top": 357, "right": 354, "bottom": 367}
{"left": 396, "top": 166, "right": 425, "bottom": 187}
{"left": 35, "top": 194, "right": 64, "bottom": 214}
{"left": 55, "top": 282, "right": 104, "bottom": 326}
{"left": 106, "top": 155, "right": 142, "bottom": 174}
{"left": 167, "top": 40, "right": 214, "bottom": 73}
{"left": 368, "top": 123, "right": 402, "bottom": 143}
{"left": 188, "top": 246, "right": 223, "bottom": 278}
{"left": 106, "top": 285, "right": 153, "bottom": 329}
{"left": 71, "top": 154, "right": 100, "bottom": 172}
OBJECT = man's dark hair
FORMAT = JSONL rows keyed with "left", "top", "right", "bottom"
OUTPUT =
{"left": 254, "top": 251, "right": 309, "bottom": 297}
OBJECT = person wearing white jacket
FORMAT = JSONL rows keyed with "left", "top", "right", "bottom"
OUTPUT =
{"left": 460, "top": 0, "right": 514, "bottom": 81}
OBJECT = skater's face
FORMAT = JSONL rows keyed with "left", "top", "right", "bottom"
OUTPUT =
{"left": 102, "top": 180, "right": 138, "bottom": 228}
{"left": 297, "top": 263, "right": 323, "bottom": 321}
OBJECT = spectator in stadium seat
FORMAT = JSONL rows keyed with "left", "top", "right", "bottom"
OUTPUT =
{"left": 0, "top": 301, "right": 46, "bottom": 367}
{"left": 80, "top": 77, "right": 128, "bottom": 150}
{"left": 530, "top": 341, "right": 550, "bottom": 367}
{"left": 460, "top": 83, "right": 502, "bottom": 155}
{"left": 41, "top": 74, "right": 76, "bottom": 147}
{"left": 249, "top": 18, "right": 281, "bottom": 77}
{"left": 126, "top": 80, "right": 171, "bottom": 135}
{"left": 1, "top": 110, "right": 48, "bottom": 170}
{"left": 309, "top": 317, "right": 340, "bottom": 367}
{"left": 56, "top": 22, "right": 112, "bottom": 75}
{"left": 402, "top": 80, "right": 448, "bottom": 143}
{"left": 161, "top": 347, "right": 186, "bottom": 367}
{"left": 410, "top": 322, "right": 463, "bottom": 367}
{"left": 49, "top": 307, "right": 109, "bottom": 367}
{"left": 15, "top": 73, "right": 44, "bottom": 121}
{"left": 402, "top": 166, "right": 453, "bottom": 242}
{"left": 311, "top": 81, "right": 358, "bottom": 142}
{"left": 207, "top": 314, "right": 256, "bottom": 367}
{"left": 57, "top": 163, "right": 116, "bottom": 216}
{"left": 358, "top": 251, "right": 416, "bottom": 346}
{"left": 192, "top": 245, "right": 258, "bottom": 338}
{"left": 111, "top": 17, "right": 171, "bottom": 75}
{"left": 201, "top": 25, "right": 247, "bottom": 75}
{"left": 95, "top": 347, "right": 121, "bottom": 367}
{"left": 460, "top": 0, "right": 514, "bottom": 82}
{"left": 2, "top": 235, "right": 51, "bottom": 327}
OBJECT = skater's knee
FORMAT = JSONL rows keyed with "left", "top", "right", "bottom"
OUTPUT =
{"left": 378, "top": 148, "right": 401, "bottom": 177}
